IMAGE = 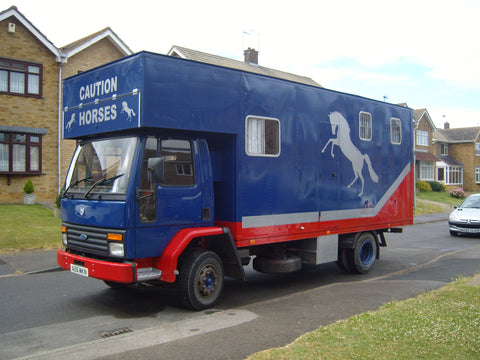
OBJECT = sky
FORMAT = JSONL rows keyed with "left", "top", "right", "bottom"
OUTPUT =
{"left": 6, "top": 0, "right": 480, "bottom": 128}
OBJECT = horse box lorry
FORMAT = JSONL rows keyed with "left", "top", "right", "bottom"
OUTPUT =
{"left": 57, "top": 51, "right": 414, "bottom": 310}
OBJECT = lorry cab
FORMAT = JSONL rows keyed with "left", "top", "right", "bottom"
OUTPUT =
{"left": 62, "top": 134, "right": 214, "bottom": 260}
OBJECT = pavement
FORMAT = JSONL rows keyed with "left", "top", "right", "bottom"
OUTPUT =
{"left": 0, "top": 212, "right": 452, "bottom": 277}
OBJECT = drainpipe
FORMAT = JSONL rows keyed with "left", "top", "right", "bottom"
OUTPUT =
{"left": 413, "top": 118, "right": 419, "bottom": 211}
{"left": 57, "top": 61, "right": 63, "bottom": 194}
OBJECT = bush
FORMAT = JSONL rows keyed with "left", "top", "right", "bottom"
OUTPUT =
{"left": 23, "top": 179, "right": 34, "bottom": 194}
{"left": 416, "top": 180, "right": 432, "bottom": 192}
{"left": 427, "top": 181, "right": 445, "bottom": 192}
{"left": 55, "top": 193, "right": 61, "bottom": 208}
{"left": 449, "top": 187, "right": 465, "bottom": 199}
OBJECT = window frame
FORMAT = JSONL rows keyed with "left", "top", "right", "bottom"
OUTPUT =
{"left": 475, "top": 142, "right": 480, "bottom": 156}
{"left": 390, "top": 117, "right": 402, "bottom": 145}
{"left": 438, "top": 165, "right": 463, "bottom": 185}
{"left": 445, "top": 166, "right": 463, "bottom": 185}
{"left": 0, "top": 57, "right": 43, "bottom": 97}
{"left": 418, "top": 160, "right": 434, "bottom": 181}
{"left": 359, "top": 111, "right": 372, "bottom": 141}
{"left": 440, "top": 143, "right": 448, "bottom": 156}
{"left": 476, "top": 168, "right": 480, "bottom": 184}
{"left": 245, "top": 115, "right": 281, "bottom": 157}
{"left": 0, "top": 131, "right": 43, "bottom": 175}
{"left": 416, "top": 130, "right": 429, "bottom": 147}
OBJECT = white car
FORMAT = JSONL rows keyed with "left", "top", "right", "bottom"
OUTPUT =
{"left": 449, "top": 193, "right": 480, "bottom": 236}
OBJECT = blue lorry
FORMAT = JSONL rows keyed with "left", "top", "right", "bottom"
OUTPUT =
{"left": 57, "top": 51, "right": 414, "bottom": 310}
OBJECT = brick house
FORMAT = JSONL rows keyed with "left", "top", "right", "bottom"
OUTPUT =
{"left": 413, "top": 108, "right": 439, "bottom": 183}
{"left": 434, "top": 123, "right": 480, "bottom": 192}
{"left": 0, "top": 6, "right": 131, "bottom": 204}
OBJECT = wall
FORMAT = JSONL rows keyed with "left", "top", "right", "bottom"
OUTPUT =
{"left": 0, "top": 17, "right": 60, "bottom": 204}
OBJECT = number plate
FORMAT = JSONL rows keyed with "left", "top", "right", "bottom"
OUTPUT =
{"left": 70, "top": 264, "right": 89, "bottom": 277}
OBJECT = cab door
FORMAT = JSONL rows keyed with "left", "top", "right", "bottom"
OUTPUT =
{"left": 157, "top": 139, "right": 203, "bottom": 226}
{"left": 134, "top": 138, "right": 203, "bottom": 258}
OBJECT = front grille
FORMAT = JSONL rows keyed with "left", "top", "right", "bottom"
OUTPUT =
{"left": 449, "top": 221, "right": 480, "bottom": 229}
{"left": 65, "top": 223, "right": 125, "bottom": 257}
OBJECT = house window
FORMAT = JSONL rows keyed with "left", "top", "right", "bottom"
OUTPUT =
{"left": 359, "top": 112, "right": 372, "bottom": 141}
{"left": 419, "top": 161, "right": 434, "bottom": 181}
{"left": 440, "top": 143, "right": 448, "bottom": 156}
{"left": 476, "top": 168, "right": 480, "bottom": 184}
{"left": 0, "top": 131, "right": 43, "bottom": 174}
{"left": 475, "top": 143, "right": 480, "bottom": 156}
{"left": 417, "top": 130, "right": 429, "bottom": 146}
{"left": 445, "top": 166, "right": 463, "bottom": 185}
{"left": 0, "top": 58, "right": 42, "bottom": 96}
{"left": 390, "top": 118, "right": 401, "bottom": 144}
{"left": 246, "top": 116, "right": 280, "bottom": 156}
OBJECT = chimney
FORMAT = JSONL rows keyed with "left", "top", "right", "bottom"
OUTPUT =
{"left": 244, "top": 48, "right": 258, "bottom": 64}
{"left": 444, "top": 122, "right": 450, "bottom": 129}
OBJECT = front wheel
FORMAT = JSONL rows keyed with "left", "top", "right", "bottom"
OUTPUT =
{"left": 177, "top": 250, "right": 224, "bottom": 310}
{"left": 348, "top": 232, "right": 377, "bottom": 274}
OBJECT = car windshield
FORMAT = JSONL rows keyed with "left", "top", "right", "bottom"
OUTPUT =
{"left": 459, "top": 196, "right": 480, "bottom": 209}
{"left": 64, "top": 137, "right": 137, "bottom": 197}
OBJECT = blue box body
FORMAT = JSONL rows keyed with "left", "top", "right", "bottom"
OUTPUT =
{"left": 62, "top": 51, "right": 414, "bottom": 258}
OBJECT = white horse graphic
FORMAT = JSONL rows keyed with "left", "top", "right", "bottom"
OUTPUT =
{"left": 121, "top": 101, "right": 136, "bottom": 121}
{"left": 321, "top": 111, "right": 378, "bottom": 196}
{"left": 65, "top": 113, "right": 76, "bottom": 131}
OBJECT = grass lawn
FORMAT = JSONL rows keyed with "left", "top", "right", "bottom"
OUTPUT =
{"left": 414, "top": 198, "right": 448, "bottom": 215}
{"left": 0, "top": 204, "right": 61, "bottom": 253}
{"left": 416, "top": 190, "right": 465, "bottom": 207}
{"left": 248, "top": 276, "right": 480, "bottom": 360}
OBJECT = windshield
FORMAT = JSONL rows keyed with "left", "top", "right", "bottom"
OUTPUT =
{"left": 64, "top": 137, "right": 137, "bottom": 198}
{"left": 459, "top": 196, "right": 480, "bottom": 209}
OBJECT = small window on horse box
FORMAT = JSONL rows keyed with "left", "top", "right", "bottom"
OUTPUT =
{"left": 246, "top": 116, "right": 280, "bottom": 157}
{"left": 359, "top": 112, "right": 372, "bottom": 141}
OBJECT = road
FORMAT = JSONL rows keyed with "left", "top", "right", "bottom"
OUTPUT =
{"left": 1, "top": 220, "right": 479, "bottom": 360}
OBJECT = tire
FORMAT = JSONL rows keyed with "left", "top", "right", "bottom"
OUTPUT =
{"left": 253, "top": 255, "right": 302, "bottom": 273}
{"left": 449, "top": 230, "right": 459, "bottom": 237}
{"left": 336, "top": 247, "right": 352, "bottom": 273}
{"left": 348, "top": 232, "right": 377, "bottom": 274}
{"left": 177, "top": 250, "right": 224, "bottom": 310}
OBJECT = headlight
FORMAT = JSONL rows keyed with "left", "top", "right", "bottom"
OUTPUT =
{"left": 62, "top": 226, "right": 68, "bottom": 246}
{"left": 62, "top": 233, "right": 68, "bottom": 246}
{"left": 109, "top": 243, "right": 124, "bottom": 257}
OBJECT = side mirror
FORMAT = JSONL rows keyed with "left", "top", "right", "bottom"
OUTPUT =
{"left": 147, "top": 157, "right": 164, "bottom": 183}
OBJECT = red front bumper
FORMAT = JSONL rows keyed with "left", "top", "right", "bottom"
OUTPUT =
{"left": 57, "top": 250, "right": 135, "bottom": 283}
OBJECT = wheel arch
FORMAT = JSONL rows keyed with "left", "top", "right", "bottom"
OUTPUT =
{"left": 157, "top": 227, "right": 245, "bottom": 283}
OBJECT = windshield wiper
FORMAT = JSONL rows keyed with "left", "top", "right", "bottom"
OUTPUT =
{"left": 63, "top": 176, "right": 93, "bottom": 197}
{"left": 83, "top": 174, "right": 124, "bottom": 198}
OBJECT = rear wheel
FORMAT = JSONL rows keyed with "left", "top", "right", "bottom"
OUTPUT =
{"left": 336, "top": 248, "right": 352, "bottom": 273}
{"left": 177, "top": 250, "right": 224, "bottom": 310}
{"left": 348, "top": 232, "right": 377, "bottom": 274}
